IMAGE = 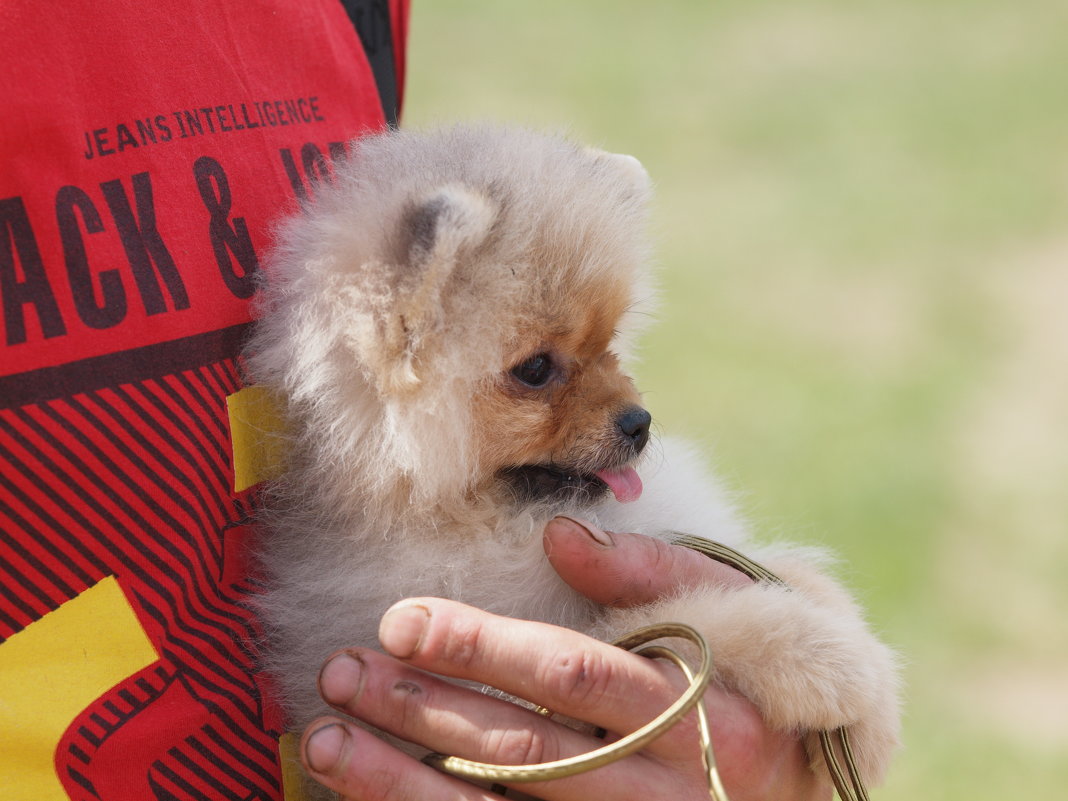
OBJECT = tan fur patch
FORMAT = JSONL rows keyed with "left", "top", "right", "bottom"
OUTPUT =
{"left": 473, "top": 270, "right": 642, "bottom": 484}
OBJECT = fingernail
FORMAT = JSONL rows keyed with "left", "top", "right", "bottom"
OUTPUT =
{"left": 318, "top": 651, "right": 365, "bottom": 707}
{"left": 550, "top": 515, "right": 614, "bottom": 547}
{"left": 304, "top": 722, "right": 349, "bottom": 775}
{"left": 379, "top": 601, "right": 430, "bottom": 659}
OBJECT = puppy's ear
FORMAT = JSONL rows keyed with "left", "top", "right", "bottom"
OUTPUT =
{"left": 380, "top": 185, "right": 497, "bottom": 392}
{"left": 584, "top": 148, "right": 652, "bottom": 199}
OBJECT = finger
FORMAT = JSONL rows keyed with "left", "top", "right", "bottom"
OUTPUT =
{"left": 375, "top": 598, "right": 700, "bottom": 758}
{"left": 316, "top": 647, "right": 824, "bottom": 801}
{"left": 301, "top": 717, "right": 505, "bottom": 801}
{"left": 690, "top": 691, "right": 833, "bottom": 801}
{"left": 315, "top": 649, "right": 691, "bottom": 801}
{"left": 543, "top": 516, "right": 752, "bottom": 606}
{"left": 318, "top": 647, "right": 600, "bottom": 763}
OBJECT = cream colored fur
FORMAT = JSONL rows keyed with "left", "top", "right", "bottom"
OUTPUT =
{"left": 246, "top": 125, "right": 900, "bottom": 793}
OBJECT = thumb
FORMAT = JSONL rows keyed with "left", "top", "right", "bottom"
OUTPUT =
{"left": 542, "top": 516, "right": 751, "bottom": 607}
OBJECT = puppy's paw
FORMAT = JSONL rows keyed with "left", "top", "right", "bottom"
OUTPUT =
{"left": 758, "top": 556, "right": 902, "bottom": 786}
{"left": 593, "top": 562, "right": 901, "bottom": 786}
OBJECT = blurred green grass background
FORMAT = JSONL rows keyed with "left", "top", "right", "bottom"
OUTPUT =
{"left": 403, "top": 1, "right": 1068, "bottom": 797}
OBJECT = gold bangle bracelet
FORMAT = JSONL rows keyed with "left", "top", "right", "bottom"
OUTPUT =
{"left": 430, "top": 622, "right": 726, "bottom": 798}
{"left": 431, "top": 534, "right": 871, "bottom": 801}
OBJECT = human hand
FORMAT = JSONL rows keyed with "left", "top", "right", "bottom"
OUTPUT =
{"left": 299, "top": 517, "right": 832, "bottom": 801}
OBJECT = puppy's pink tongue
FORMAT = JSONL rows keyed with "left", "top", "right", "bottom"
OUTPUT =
{"left": 595, "top": 466, "right": 643, "bottom": 503}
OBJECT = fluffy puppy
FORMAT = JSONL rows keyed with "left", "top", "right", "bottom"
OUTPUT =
{"left": 246, "top": 125, "right": 900, "bottom": 792}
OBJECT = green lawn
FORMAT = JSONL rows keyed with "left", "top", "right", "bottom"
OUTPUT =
{"left": 403, "top": 1, "right": 1068, "bottom": 797}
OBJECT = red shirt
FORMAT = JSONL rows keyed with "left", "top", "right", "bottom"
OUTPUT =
{"left": 0, "top": 2, "right": 407, "bottom": 798}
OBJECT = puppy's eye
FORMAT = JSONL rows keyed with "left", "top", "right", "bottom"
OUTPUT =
{"left": 510, "top": 353, "right": 554, "bottom": 388}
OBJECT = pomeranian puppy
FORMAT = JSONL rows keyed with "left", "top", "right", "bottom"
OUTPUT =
{"left": 246, "top": 125, "right": 900, "bottom": 793}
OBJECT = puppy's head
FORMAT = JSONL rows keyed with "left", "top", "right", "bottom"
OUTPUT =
{"left": 251, "top": 126, "right": 656, "bottom": 524}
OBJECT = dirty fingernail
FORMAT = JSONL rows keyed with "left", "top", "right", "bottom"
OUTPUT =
{"left": 304, "top": 722, "right": 349, "bottom": 775}
{"left": 379, "top": 601, "right": 430, "bottom": 659}
{"left": 318, "top": 651, "right": 365, "bottom": 707}
{"left": 550, "top": 515, "right": 614, "bottom": 547}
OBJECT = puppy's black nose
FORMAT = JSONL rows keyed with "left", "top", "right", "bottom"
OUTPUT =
{"left": 617, "top": 407, "right": 652, "bottom": 454}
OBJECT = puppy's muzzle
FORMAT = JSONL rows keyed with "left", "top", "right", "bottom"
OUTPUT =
{"left": 497, "top": 406, "right": 652, "bottom": 507}
{"left": 617, "top": 406, "right": 651, "bottom": 455}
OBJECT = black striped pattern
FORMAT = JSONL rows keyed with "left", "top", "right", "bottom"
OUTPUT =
{"left": 1, "top": 341, "right": 283, "bottom": 799}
